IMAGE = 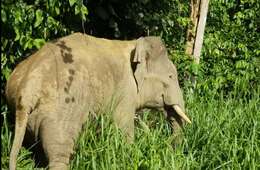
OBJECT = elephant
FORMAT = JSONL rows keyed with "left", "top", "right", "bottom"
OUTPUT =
{"left": 6, "top": 32, "right": 191, "bottom": 170}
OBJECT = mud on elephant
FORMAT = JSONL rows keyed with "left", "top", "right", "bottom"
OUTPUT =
{"left": 6, "top": 33, "right": 191, "bottom": 170}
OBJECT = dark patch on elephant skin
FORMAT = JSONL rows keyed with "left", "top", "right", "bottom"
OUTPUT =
{"left": 68, "top": 76, "right": 73, "bottom": 82}
{"left": 64, "top": 87, "right": 69, "bottom": 94}
{"left": 64, "top": 69, "right": 75, "bottom": 94}
{"left": 68, "top": 69, "right": 75, "bottom": 75}
{"left": 63, "top": 53, "right": 73, "bottom": 63}
{"left": 64, "top": 76, "right": 74, "bottom": 93}
{"left": 56, "top": 40, "right": 72, "bottom": 52}
{"left": 56, "top": 41, "right": 74, "bottom": 63}
{"left": 65, "top": 97, "right": 75, "bottom": 104}
{"left": 17, "top": 96, "right": 23, "bottom": 110}
{"left": 65, "top": 97, "right": 70, "bottom": 103}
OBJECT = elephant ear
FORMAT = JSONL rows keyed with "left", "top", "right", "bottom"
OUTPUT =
{"left": 132, "top": 37, "right": 149, "bottom": 92}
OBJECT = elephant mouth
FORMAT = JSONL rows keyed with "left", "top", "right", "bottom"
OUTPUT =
{"left": 164, "top": 104, "right": 191, "bottom": 124}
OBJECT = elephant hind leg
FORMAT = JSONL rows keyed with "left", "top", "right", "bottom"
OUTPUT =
{"left": 39, "top": 118, "right": 82, "bottom": 170}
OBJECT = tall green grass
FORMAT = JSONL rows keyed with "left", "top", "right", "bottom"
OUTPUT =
{"left": 1, "top": 91, "right": 259, "bottom": 169}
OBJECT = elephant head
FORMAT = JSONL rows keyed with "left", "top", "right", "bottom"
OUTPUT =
{"left": 133, "top": 37, "right": 191, "bottom": 124}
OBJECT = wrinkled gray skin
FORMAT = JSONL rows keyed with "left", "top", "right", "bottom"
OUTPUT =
{"left": 6, "top": 33, "right": 189, "bottom": 170}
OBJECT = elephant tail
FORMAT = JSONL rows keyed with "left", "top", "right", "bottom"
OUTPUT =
{"left": 9, "top": 110, "right": 29, "bottom": 170}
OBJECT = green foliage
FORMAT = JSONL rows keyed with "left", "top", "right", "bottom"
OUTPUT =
{"left": 169, "top": 0, "right": 260, "bottom": 99}
{"left": 196, "top": 0, "right": 260, "bottom": 98}
{"left": 123, "top": 0, "right": 190, "bottom": 49}
{"left": 85, "top": 0, "right": 189, "bottom": 48}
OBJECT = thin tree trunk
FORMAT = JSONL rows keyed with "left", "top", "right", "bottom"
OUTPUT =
{"left": 185, "top": 0, "right": 209, "bottom": 87}
{"left": 193, "top": 0, "right": 209, "bottom": 64}
{"left": 186, "top": 0, "right": 209, "bottom": 62}
{"left": 185, "top": 0, "right": 201, "bottom": 56}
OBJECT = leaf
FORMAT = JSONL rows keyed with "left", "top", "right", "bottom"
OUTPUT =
{"left": 81, "top": 5, "right": 88, "bottom": 16}
{"left": 2, "top": 67, "right": 11, "bottom": 80}
{"left": 1, "top": 9, "right": 6, "bottom": 23}
{"left": 33, "top": 39, "right": 45, "bottom": 49}
{"left": 75, "top": 5, "right": 80, "bottom": 15}
{"left": 69, "top": 0, "right": 77, "bottom": 6}
{"left": 14, "top": 27, "right": 20, "bottom": 41}
{"left": 55, "top": 6, "right": 60, "bottom": 15}
{"left": 14, "top": 10, "right": 22, "bottom": 23}
{"left": 81, "top": 5, "right": 88, "bottom": 21}
{"left": 47, "top": 16, "right": 55, "bottom": 25}
{"left": 24, "top": 38, "right": 33, "bottom": 50}
{"left": 34, "top": 9, "right": 43, "bottom": 28}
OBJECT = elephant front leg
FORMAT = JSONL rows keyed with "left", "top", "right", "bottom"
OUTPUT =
{"left": 169, "top": 115, "right": 184, "bottom": 147}
{"left": 113, "top": 105, "right": 135, "bottom": 143}
{"left": 164, "top": 107, "right": 184, "bottom": 147}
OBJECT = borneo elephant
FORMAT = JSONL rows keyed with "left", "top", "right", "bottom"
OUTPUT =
{"left": 6, "top": 33, "right": 191, "bottom": 170}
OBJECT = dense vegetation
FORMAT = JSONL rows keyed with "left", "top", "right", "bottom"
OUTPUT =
{"left": 1, "top": 0, "right": 259, "bottom": 169}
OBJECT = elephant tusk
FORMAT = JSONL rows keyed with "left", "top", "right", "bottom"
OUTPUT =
{"left": 173, "top": 105, "right": 192, "bottom": 124}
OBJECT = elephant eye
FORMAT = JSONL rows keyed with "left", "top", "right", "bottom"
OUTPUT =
{"left": 169, "top": 75, "right": 173, "bottom": 79}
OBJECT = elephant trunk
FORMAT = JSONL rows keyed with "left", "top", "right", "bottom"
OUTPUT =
{"left": 163, "top": 85, "right": 191, "bottom": 124}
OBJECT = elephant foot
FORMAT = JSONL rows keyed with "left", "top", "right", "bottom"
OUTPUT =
{"left": 49, "top": 162, "right": 69, "bottom": 170}
{"left": 172, "top": 130, "right": 184, "bottom": 148}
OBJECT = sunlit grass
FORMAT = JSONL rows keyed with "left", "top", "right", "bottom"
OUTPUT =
{"left": 1, "top": 91, "right": 259, "bottom": 169}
